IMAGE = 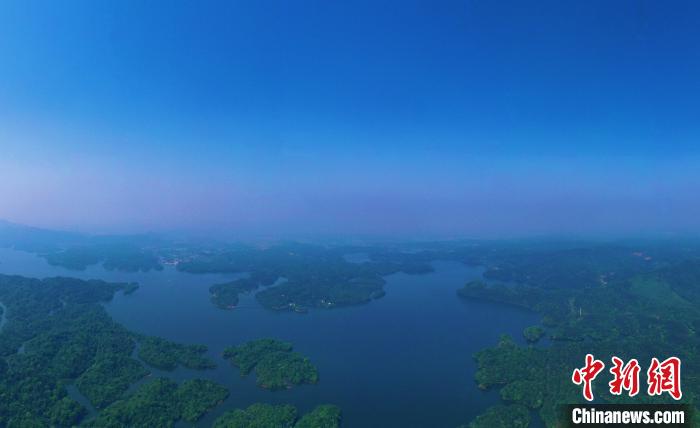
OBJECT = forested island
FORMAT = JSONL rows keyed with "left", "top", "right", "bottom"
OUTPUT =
{"left": 223, "top": 339, "right": 319, "bottom": 390}
{"left": 197, "top": 243, "right": 436, "bottom": 313}
{"left": 523, "top": 326, "right": 545, "bottom": 343}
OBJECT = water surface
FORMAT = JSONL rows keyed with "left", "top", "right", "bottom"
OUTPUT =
{"left": 0, "top": 248, "right": 541, "bottom": 427}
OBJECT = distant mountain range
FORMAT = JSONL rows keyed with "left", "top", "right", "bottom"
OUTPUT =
{"left": 0, "top": 220, "right": 86, "bottom": 252}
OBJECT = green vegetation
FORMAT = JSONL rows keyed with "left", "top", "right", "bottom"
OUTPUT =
{"left": 210, "top": 274, "right": 277, "bottom": 309}
{"left": 0, "top": 303, "right": 5, "bottom": 331}
{"left": 465, "top": 404, "right": 530, "bottom": 428}
{"left": 0, "top": 274, "right": 224, "bottom": 426}
{"left": 5, "top": 228, "right": 700, "bottom": 427}
{"left": 176, "top": 379, "right": 230, "bottom": 423}
{"left": 184, "top": 243, "right": 437, "bottom": 312}
{"left": 295, "top": 404, "right": 342, "bottom": 428}
{"left": 213, "top": 403, "right": 297, "bottom": 428}
{"left": 86, "top": 377, "right": 228, "bottom": 427}
{"left": 86, "top": 378, "right": 179, "bottom": 427}
{"left": 0, "top": 275, "right": 135, "bottom": 426}
{"left": 480, "top": 245, "right": 659, "bottom": 290}
{"left": 459, "top": 247, "right": 700, "bottom": 427}
{"left": 44, "top": 243, "right": 163, "bottom": 272}
{"left": 255, "top": 276, "right": 386, "bottom": 311}
{"left": 44, "top": 246, "right": 102, "bottom": 270}
{"left": 523, "top": 326, "right": 545, "bottom": 343}
{"left": 500, "top": 380, "right": 544, "bottom": 409}
{"left": 223, "top": 338, "right": 293, "bottom": 374}
{"left": 137, "top": 335, "right": 216, "bottom": 371}
{"left": 224, "top": 339, "right": 319, "bottom": 390}
{"left": 213, "top": 403, "right": 341, "bottom": 428}
{"left": 75, "top": 354, "right": 149, "bottom": 409}
{"left": 254, "top": 351, "right": 319, "bottom": 390}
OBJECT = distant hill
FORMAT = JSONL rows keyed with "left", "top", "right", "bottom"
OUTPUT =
{"left": 0, "top": 221, "right": 166, "bottom": 272}
{"left": 0, "top": 220, "right": 86, "bottom": 253}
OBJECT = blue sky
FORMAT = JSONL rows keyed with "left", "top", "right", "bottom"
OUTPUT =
{"left": 1, "top": 0, "right": 699, "bottom": 238}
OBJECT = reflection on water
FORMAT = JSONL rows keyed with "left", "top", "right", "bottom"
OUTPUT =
{"left": 0, "top": 247, "right": 542, "bottom": 427}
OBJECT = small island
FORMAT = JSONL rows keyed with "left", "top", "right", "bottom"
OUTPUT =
{"left": 523, "top": 325, "right": 545, "bottom": 343}
{"left": 223, "top": 339, "right": 319, "bottom": 390}
{"left": 255, "top": 276, "right": 387, "bottom": 312}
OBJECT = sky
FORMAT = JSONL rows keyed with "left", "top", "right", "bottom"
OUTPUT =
{"left": 1, "top": 0, "right": 699, "bottom": 239}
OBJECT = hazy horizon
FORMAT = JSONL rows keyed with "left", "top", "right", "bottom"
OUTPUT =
{"left": 2, "top": 1, "right": 699, "bottom": 238}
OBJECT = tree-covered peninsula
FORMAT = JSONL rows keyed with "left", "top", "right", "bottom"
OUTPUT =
{"left": 294, "top": 404, "right": 343, "bottom": 428}
{"left": 186, "top": 243, "right": 436, "bottom": 313}
{"left": 0, "top": 274, "right": 223, "bottom": 426}
{"left": 210, "top": 271, "right": 279, "bottom": 309}
{"left": 223, "top": 339, "right": 319, "bottom": 390}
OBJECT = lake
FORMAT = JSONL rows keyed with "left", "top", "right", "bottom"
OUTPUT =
{"left": 0, "top": 247, "right": 542, "bottom": 427}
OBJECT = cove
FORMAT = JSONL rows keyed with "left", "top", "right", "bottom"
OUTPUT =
{"left": 0, "top": 248, "right": 541, "bottom": 427}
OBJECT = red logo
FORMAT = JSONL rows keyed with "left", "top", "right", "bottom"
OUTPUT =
{"left": 572, "top": 354, "right": 605, "bottom": 401}
{"left": 572, "top": 355, "right": 682, "bottom": 401}
{"left": 609, "top": 357, "right": 640, "bottom": 397}
{"left": 647, "top": 357, "right": 682, "bottom": 400}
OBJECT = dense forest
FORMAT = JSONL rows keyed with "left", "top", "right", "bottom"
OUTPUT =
{"left": 0, "top": 222, "right": 435, "bottom": 312}
{"left": 457, "top": 247, "right": 700, "bottom": 427}
{"left": 0, "top": 274, "right": 225, "bottom": 426}
{"left": 86, "top": 378, "right": 228, "bottom": 426}
{"left": 194, "top": 243, "right": 435, "bottom": 312}
{"left": 213, "top": 403, "right": 341, "bottom": 428}
{"left": 223, "top": 339, "right": 319, "bottom": 390}
{"left": 44, "top": 243, "right": 163, "bottom": 272}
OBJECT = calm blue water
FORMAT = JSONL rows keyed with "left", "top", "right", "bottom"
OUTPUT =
{"left": 0, "top": 248, "right": 542, "bottom": 427}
